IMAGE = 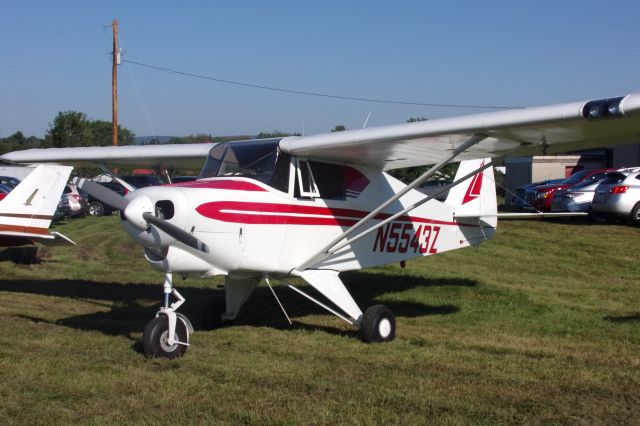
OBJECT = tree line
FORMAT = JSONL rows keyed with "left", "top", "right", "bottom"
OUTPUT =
{"left": 0, "top": 111, "right": 135, "bottom": 155}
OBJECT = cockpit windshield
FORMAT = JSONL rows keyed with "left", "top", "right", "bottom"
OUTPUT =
{"left": 198, "top": 138, "right": 291, "bottom": 192}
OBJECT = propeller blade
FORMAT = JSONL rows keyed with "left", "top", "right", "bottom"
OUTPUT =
{"left": 142, "top": 212, "right": 209, "bottom": 253}
{"left": 75, "top": 178, "right": 129, "bottom": 211}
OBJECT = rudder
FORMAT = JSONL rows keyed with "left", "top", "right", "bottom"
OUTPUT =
{"left": 445, "top": 159, "right": 497, "bottom": 227}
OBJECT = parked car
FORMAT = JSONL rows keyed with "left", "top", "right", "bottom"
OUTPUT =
{"left": 0, "top": 183, "right": 12, "bottom": 201}
{"left": 510, "top": 178, "right": 564, "bottom": 211}
{"left": 171, "top": 175, "right": 198, "bottom": 184}
{"left": 525, "top": 169, "right": 616, "bottom": 212}
{"left": 60, "top": 184, "right": 89, "bottom": 218}
{"left": 86, "top": 181, "right": 128, "bottom": 216}
{"left": 0, "top": 176, "right": 21, "bottom": 189}
{"left": 591, "top": 167, "right": 640, "bottom": 225}
{"left": 121, "top": 174, "right": 163, "bottom": 188}
{"left": 53, "top": 199, "right": 66, "bottom": 222}
{"left": 550, "top": 172, "right": 612, "bottom": 215}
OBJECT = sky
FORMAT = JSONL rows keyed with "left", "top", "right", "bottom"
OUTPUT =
{"left": 1, "top": 1, "right": 639, "bottom": 139}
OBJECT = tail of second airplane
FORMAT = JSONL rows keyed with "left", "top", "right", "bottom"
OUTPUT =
{"left": 0, "top": 164, "right": 75, "bottom": 246}
{"left": 445, "top": 158, "right": 498, "bottom": 229}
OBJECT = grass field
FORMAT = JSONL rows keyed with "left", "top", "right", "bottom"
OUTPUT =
{"left": 1, "top": 216, "right": 639, "bottom": 424}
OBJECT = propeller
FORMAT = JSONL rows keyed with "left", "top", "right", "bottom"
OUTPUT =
{"left": 142, "top": 212, "right": 209, "bottom": 253}
{"left": 75, "top": 177, "right": 209, "bottom": 254}
{"left": 75, "top": 178, "right": 129, "bottom": 211}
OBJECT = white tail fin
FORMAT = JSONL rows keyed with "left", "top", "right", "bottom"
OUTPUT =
{"left": 445, "top": 159, "right": 497, "bottom": 227}
{"left": 0, "top": 165, "right": 73, "bottom": 238}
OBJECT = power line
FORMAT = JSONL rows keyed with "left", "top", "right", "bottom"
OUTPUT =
{"left": 123, "top": 59, "right": 522, "bottom": 110}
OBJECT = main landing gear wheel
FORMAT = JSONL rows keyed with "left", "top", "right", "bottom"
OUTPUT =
{"left": 361, "top": 304, "right": 396, "bottom": 343}
{"left": 590, "top": 209, "right": 608, "bottom": 224}
{"left": 143, "top": 316, "right": 189, "bottom": 359}
{"left": 201, "top": 295, "right": 227, "bottom": 330}
{"left": 629, "top": 202, "right": 640, "bottom": 226}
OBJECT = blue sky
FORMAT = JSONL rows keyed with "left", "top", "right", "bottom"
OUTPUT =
{"left": 2, "top": 1, "right": 639, "bottom": 138}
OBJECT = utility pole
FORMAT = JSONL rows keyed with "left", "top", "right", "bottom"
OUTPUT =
{"left": 112, "top": 19, "right": 119, "bottom": 146}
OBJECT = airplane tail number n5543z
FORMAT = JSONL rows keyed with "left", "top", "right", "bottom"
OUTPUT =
{"left": 373, "top": 223, "right": 440, "bottom": 254}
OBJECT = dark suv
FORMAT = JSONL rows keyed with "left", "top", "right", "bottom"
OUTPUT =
{"left": 121, "top": 174, "right": 163, "bottom": 188}
{"left": 86, "top": 182, "right": 128, "bottom": 216}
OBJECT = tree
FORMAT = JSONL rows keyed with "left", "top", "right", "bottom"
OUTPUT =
{"left": 0, "top": 131, "right": 43, "bottom": 155}
{"left": 46, "top": 111, "right": 92, "bottom": 148}
{"left": 45, "top": 111, "right": 135, "bottom": 148}
{"left": 256, "top": 131, "right": 301, "bottom": 139}
{"left": 89, "top": 120, "right": 135, "bottom": 146}
{"left": 331, "top": 125, "right": 346, "bottom": 132}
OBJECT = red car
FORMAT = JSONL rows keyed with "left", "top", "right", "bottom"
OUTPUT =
{"left": 0, "top": 184, "right": 13, "bottom": 201}
{"left": 528, "top": 168, "right": 616, "bottom": 211}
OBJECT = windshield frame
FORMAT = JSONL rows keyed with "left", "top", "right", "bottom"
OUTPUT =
{"left": 198, "top": 138, "right": 291, "bottom": 193}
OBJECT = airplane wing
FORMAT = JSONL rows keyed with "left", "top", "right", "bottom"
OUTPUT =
{"left": 1, "top": 143, "right": 215, "bottom": 170}
{"left": 279, "top": 93, "right": 640, "bottom": 169}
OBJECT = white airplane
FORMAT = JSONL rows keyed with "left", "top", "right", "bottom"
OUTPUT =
{"left": 3, "top": 93, "right": 640, "bottom": 358}
{"left": 0, "top": 164, "right": 75, "bottom": 249}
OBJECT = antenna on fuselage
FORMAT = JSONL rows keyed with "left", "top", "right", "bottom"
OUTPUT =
{"left": 362, "top": 111, "right": 372, "bottom": 128}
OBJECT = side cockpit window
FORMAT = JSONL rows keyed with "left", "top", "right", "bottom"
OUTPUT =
{"left": 200, "top": 140, "right": 362, "bottom": 199}
{"left": 310, "top": 161, "right": 346, "bottom": 199}
{"left": 294, "top": 159, "right": 347, "bottom": 200}
{"left": 295, "top": 159, "right": 320, "bottom": 198}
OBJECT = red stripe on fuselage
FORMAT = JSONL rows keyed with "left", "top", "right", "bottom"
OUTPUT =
{"left": 196, "top": 201, "right": 471, "bottom": 227}
{"left": 167, "top": 179, "right": 267, "bottom": 192}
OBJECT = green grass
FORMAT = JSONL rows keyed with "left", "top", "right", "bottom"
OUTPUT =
{"left": 1, "top": 216, "right": 639, "bottom": 424}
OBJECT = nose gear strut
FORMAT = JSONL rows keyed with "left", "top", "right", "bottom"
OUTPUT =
{"left": 142, "top": 273, "right": 192, "bottom": 359}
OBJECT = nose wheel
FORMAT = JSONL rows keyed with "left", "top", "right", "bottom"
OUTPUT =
{"left": 143, "top": 316, "right": 189, "bottom": 359}
{"left": 142, "top": 273, "right": 191, "bottom": 359}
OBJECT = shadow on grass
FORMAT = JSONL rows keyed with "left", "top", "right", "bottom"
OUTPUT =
{"left": 0, "top": 271, "right": 472, "bottom": 343}
{"left": 604, "top": 314, "right": 640, "bottom": 323}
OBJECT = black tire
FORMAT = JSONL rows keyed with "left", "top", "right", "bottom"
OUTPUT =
{"left": 361, "top": 304, "right": 396, "bottom": 343}
{"left": 201, "top": 295, "right": 227, "bottom": 330}
{"left": 142, "top": 316, "right": 188, "bottom": 359}
{"left": 629, "top": 202, "right": 640, "bottom": 226}
{"left": 88, "top": 201, "right": 105, "bottom": 217}
{"left": 590, "top": 209, "right": 608, "bottom": 224}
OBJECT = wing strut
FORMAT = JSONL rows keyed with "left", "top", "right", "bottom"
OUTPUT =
{"left": 295, "top": 134, "right": 487, "bottom": 271}
{"left": 97, "top": 164, "right": 136, "bottom": 192}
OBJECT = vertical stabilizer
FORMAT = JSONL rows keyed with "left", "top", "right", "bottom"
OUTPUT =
{"left": 445, "top": 159, "right": 497, "bottom": 228}
{"left": 0, "top": 165, "right": 73, "bottom": 235}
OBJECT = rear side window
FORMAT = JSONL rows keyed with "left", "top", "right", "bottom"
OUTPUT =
{"left": 309, "top": 161, "right": 346, "bottom": 200}
{"left": 587, "top": 172, "right": 608, "bottom": 182}
{"left": 602, "top": 173, "right": 626, "bottom": 184}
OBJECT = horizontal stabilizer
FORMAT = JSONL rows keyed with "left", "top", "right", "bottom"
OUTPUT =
{"left": 455, "top": 212, "right": 588, "bottom": 220}
{"left": 0, "top": 230, "right": 76, "bottom": 246}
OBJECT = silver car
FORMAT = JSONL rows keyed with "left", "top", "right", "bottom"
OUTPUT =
{"left": 591, "top": 168, "right": 640, "bottom": 225}
{"left": 551, "top": 172, "right": 610, "bottom": 214}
